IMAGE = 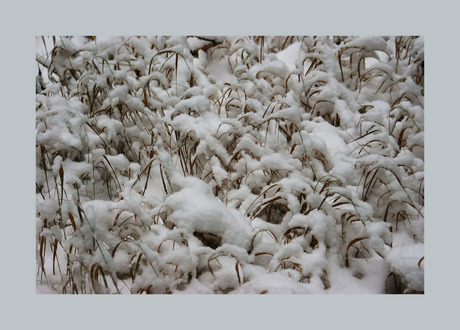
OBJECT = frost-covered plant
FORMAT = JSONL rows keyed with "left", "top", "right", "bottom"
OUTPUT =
{"left": 36, "top": 36, "right": 424, "bottom": 294}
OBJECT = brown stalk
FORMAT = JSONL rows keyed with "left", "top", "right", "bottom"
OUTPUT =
{"left": 418, "top": 257, "right": 424, "bottom": 269}
{"left": 68, "top": 212, "right": 77, "bottom": 231}
{"left": 345, "top": 237, "right": 368, "bottom": 267}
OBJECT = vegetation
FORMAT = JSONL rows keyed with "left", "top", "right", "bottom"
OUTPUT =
{"left": 36, "top": 36, "right": 424, "bottom": 294}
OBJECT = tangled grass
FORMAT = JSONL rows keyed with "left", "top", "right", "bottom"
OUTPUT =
{"left": 36, "top": 36, "right": 424, "bottom": 294}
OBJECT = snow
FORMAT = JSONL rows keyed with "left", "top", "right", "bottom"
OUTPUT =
{"left": 205, "top": 57, "right": 235, "bottom": 85}
{"left": 276, "top": 42, "right": 302, "bottom": 71}
{"left": 165, "top": 177, "right": 252, "bottom": 249}
{"left": 36, "top": 36, "right": 424, "bottom": 295}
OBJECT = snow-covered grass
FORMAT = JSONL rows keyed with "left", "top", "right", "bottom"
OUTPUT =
{"left": 35, "top": 36, "right": 424, "bottom": 294}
